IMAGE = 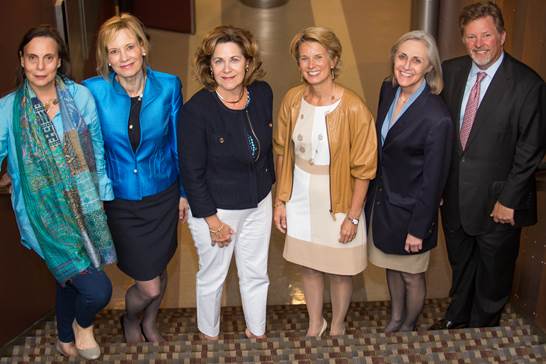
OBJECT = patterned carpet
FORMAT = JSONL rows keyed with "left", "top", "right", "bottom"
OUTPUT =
{"left": 2, "top": 298, "right": 546, "bottom": 363}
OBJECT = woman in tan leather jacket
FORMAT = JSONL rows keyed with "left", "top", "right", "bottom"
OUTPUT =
{"left": 273, "top": 27, "right": 377, "bottom": 337}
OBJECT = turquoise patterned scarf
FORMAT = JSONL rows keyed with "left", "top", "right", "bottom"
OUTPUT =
{"left": 13, "top": 77, "right": 116, "bottom": 283}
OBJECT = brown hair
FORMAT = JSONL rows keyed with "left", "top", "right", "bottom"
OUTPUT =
{"left": 289, "top": 26, "right": 342, "bottom": 79}
{"left": 16, "top": 25, "right": 71, "bottom": 88}
{"left": 95, "top": 13, "right": 150, "bottom": 79}
{"left": 389, "top": 30, "right": 443, "bottom": 95}
{"left": 459, "top": 1, "right": 505, "bottom": 36}
{"left": 194, "top": 25, "right": 265, "bottom": 90}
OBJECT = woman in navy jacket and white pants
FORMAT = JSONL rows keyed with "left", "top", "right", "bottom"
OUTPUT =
{"left": 180, "top": 26, "right": 274, "bottom": 340}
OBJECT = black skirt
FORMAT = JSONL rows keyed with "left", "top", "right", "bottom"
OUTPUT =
{"left": 105, "top": 183, "right": 179, "bottom": 281}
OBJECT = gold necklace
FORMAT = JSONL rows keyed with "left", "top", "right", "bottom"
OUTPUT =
{"left": 216, "top": 88, "right": 245, "bottom": 104}
{"left": 43, "top": 98, "right": 59, "bottom": 112}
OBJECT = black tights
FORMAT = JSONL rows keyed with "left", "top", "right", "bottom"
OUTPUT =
{"left": 385, "top": 269, "right": 426, "bottom": 333}
{"left": 122, "top": 271, "right": 168, "bottom": 343}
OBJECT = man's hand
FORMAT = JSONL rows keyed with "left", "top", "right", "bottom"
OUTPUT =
{"left": 490, "top": 201, "right": 515, "bottom": 225}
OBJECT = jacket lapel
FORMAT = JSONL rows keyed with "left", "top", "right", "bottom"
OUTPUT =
{"left": 141, "top": 68, "right": 160, "bottom": 109}
{"left": 383, "top": 84, "right": 429, "bottom": 149}
{"left": 376, "top": 83, "right": 395, "bottom": 151}
{"left": 448, "top": 58, "right": 472, "bottom": 156}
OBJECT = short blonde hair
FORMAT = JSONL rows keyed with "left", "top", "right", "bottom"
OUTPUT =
{"left": 289, "top": 27, "right": 342, "bottom": 79}
{"left": 389, "top": 30, "right": 443, "bottom": 95}
{"left": 193, "top": 25, "right": 265, "bottom": 90}
{"left": 96, "top": 13, "right": 150, "bottom": 79}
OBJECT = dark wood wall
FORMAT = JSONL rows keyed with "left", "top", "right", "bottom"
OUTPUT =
{"left": 0, "top": 0, "right": 58, "bottom": 347}
{"left": 0, "top": 1, "right": 57, "bottom": 96}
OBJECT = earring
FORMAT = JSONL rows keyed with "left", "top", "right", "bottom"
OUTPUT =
{"left": 143, "top": 52, "right": 146, "bottom": 56}
{"left": 245, "top": 64, "right": 249, "bottom": 72}
{"left": 210, "top": 68, "right": 214, "bottom": 77}
{"left": 331, "top": 68, "right": 335, "bottom": 79}
{"left": 108, "top": 63, "right": 111, "bottom": 67}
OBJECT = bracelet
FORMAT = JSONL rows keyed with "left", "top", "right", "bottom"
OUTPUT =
{"left": 209, "top": 223, "right": 224, "bottom": 234}
{"left": 273, "top": 201, "right": 285, "bottom": 208}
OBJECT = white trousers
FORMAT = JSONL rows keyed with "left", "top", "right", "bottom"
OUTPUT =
{"left": 187, "top": 193, "right": 272, "bottom": 336}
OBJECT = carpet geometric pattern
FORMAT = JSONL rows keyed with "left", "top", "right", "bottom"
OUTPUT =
{"left": 2, "top": 298, "right": 545, "bottom": 363}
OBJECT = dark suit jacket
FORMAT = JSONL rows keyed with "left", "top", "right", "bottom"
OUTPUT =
{"left": 179, "top": 81, "right": 275, "bottom": 218}
{"left": 365, "top": 81, "right": 453, "bottom": 255}
{"left": 440, "top": 53, "right": 546, "bottom": 235}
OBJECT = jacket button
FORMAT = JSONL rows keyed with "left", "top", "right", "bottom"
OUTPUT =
{"left": 268, "top": 122, "right": 273, "bottom": 128}
{"left": 219, "top": 137, "right": 225, "bottom": 144}
{"left": 376, "top": 201, "right": 381, "bottom": 205}
{"left": 265, "top": 168, "right": 269, "bottom": 172}
{"left": 133, "top": 169, "right": 138, "bottom": 174}
{"left": 378, "top": 187, "right": 383, "bottom": 192}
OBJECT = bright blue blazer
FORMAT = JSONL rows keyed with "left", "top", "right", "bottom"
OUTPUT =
{"left": 84, "top": 67, "right": 185, "bottom": 200}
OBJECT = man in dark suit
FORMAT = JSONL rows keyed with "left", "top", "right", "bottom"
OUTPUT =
{"left": 431, "top": 1, "right": 545, "bottom": 329}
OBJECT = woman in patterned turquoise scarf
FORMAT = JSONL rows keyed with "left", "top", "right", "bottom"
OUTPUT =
{"left": 0, "top": 26, "right": 116, "bottom": 360}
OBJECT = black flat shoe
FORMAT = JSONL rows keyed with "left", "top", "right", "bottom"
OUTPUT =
{"left": 429, "top": 319, "right": 467, "bottom": 330}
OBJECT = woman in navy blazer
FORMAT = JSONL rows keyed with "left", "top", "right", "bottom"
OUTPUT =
{"left": 364, "top": 31, "right": 453, "bottom": 332}
{"left": 83, "top": 14, "right": 188, "bottom": 343}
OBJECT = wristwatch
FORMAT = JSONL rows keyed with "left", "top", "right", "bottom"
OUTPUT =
{"left": 346, "top": 215, "right": 359, "bottom": 225}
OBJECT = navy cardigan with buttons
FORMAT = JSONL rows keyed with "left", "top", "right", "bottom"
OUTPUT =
{"left": 179, "top": 81, "right": 275, "bottom": 218}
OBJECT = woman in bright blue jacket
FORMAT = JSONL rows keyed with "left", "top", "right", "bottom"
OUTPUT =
{"left": 83, "top": 14, "right": 188, "bottom": 344}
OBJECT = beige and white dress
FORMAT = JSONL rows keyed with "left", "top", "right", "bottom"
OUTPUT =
{"left": 283, "top": 98, "right": 367, "bottom": 275}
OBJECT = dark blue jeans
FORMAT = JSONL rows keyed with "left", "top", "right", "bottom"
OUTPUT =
{"left": 55, "top": 267, "right": 112, "bottom": 343}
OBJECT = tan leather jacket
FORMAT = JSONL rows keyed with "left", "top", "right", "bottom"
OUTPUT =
{"left": 273, "top": 84, "right": 377, "bottom": 214}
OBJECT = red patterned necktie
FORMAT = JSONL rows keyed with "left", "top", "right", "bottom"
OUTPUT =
{"left": 460, "top": 72, "right": 486, "bottom": 150}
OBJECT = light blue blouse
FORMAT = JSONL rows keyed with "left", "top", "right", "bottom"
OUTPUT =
{"left": 0, "top": 81, "right": 113, "bottom": 258}
{"left": 380, "top": 80, "right": 427, "bottom": 146}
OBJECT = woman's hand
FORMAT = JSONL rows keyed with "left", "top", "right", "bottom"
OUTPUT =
{"left": 339, "top": 218, "right": 357, "bottom": 244}
{"left": 404, "top": 233, "right": 423, "bottom": 253}
{"left": 0, "top": 173, "right": 12, "bottom": 194}
{"left": 273, "top": 201, "right": 287, "bottom": 233}
{"left": 205, "top": 215, "right": 235, "bottom": 248}
{"left": 179, "top": 197, "right": 189, "bottom": 223}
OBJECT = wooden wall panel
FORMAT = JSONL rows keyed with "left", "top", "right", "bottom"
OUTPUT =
{"left": 125, "top": 0, "right": 195, "bottom": 34}
{"left": 0, "top": 0, "right": 58, "bottom": 347}
{"left": 0, "top": 1, "right": 56, "bottom": 96}
{"left": 0, "top": 194, "right": 56, "bottom": 347}
{"left": 512, "top": 172, "right": 546, "bottom": 331}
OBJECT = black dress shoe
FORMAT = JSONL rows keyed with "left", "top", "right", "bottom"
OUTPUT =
{"left": 429, "top": 319, "right": 467, "bottom": 330}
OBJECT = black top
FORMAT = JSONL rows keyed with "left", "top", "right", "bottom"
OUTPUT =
{"left": 128, "top": 96, "right": 142, "bottom": 152}
{"left": 179, "top": 80, "right": 275, "bottom": 217}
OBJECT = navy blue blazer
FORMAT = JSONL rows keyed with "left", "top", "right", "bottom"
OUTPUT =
{"left": 179, "top": 81, "right": 275, "bottom": 218}
{"left": 365, "top": 81, "right": 453, "bottom": 255}
{"left": 84, "top": 67, "right": 185, "bottom": 200}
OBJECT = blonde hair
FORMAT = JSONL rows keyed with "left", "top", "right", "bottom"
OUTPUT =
{"left": 193, "top": 25, "right": 265, "bottom": 90}
{"left": 96, "top": 13, "right": 150, "bottom": 79}
{"left": 289, "top": 26, "right": 342, "bottom": 79}
{"left": 389, "top": 30, "right": 443, "bottom": 95}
